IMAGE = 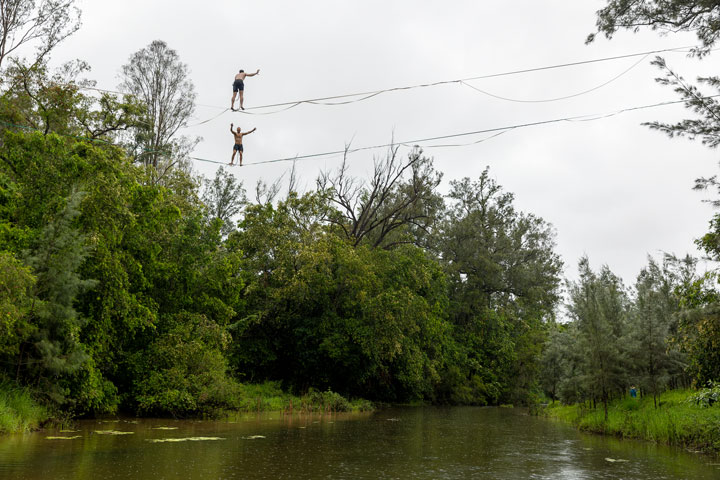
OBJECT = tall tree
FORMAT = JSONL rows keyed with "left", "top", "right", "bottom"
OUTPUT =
{"left": 590, "top": 0, "right": 720, "bottom": 389}
{"left": 0, "top": 59, "right": 143, "bottom": 140}
{"left": 438, "top": 168, "right": 563, "bottom": 404}
{"left": 627, "top": 256, "right": 685, "bottom": 407}
{"left": 568, "top": 257, "right": 628, "bottom": 420}
{"left": 202, "top": 166, "right": 246, "bottom": 237}
{"left": 120, "top": 40, "right": 197, "bottom": 180}
{"left": 22, "top": 189, "right": 96, "bottom": 404}
{"left": 0, "top": 0, "right": 81, "bottom": 71}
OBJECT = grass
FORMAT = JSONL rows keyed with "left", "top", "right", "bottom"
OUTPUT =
{"left": 0, "top": 381, "right": 48, "bottom": 434}
{"left": 232, "top": 381, "right": 374, "bottom": 414}
{"left": 543, "top": 389, "right": 720, "bottom": 454}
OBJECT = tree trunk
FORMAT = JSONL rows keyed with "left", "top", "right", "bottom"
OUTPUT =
{"left": 603, "top": 396, "right": 608, "bottom": 422}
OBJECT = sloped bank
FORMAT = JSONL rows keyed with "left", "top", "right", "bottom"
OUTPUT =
{"left": 541, "top": 389, "right": 720, "bottom": 455}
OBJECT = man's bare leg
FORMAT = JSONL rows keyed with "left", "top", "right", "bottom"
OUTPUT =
{"left": 231, "top": 92, "right": 237, "bottom": 110}
{"left": 239, "top": 91, "right": 245, "bottom": 110}
{"left": 238, "top": 151, "right": 243, "bottom": 166}
{"left": 230, "top": 151, "right": 236, "bottom": 165}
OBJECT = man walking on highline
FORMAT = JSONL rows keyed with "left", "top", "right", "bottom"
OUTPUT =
{"left": 229, "top": 123, "right": 256, "bottom": 166}
{"left": 231, "top": 68, "right": 260, "bottom": 111}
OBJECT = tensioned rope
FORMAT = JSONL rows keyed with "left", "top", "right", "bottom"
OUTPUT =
{"left": 224, "top": 46, "right": 694, "bottom": 114}
{"left": 19, "top": 45, "right": 694, "bottom": 127}
{"left": 189, "top": 95, "right": 718, "bottom": 167}
{"left": 459, "top": 53, "right": 651, "bottom": 104}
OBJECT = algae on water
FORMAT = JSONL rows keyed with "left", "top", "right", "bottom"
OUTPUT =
{"left": 147, "top": 437, "right": 225, "bottom": 443}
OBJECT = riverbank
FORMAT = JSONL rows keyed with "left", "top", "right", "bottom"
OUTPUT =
{"left": 0, "top": 382, "right": 48, "bottom": 434}
{"left": 0, "top": 380, "right": 372, "bottom": 434}
{"left": 231, "top": 382, "right": 374, "bottom": 414}
{"left": 542, "top": 389, "right": 720, "bottom": 454}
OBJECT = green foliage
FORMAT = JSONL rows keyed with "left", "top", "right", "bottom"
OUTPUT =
{"left": 544, "top": 389, "right": 720, "bottom": 454}
{"left": 567, "top": 257, "right": 629, "bottom": 419}
{"left": 437, "top": 168, "right": 562, "bottom": 405}
{"left": 202, "top": 166, "right": 247, "bottom": 236}
{"left": 0, "top": 381, "right": 48, "bottom": 433}
{"left": 627, "top": 256, "right": 686, "bottom": 407}
{"left": 589, "top": 0, "right": 720, "bottom": 56}
{"left": 133, "top": 313, "right": 241, "bottom": 417}
{"left": 674, "top": 272, "right": 720, "bottom": 384}
{"left": 0, "top": 252, "right": 35, "bottom": 358}
{"left": 22, "top": 189, "right": 96, "bottom": 405}
{"left": 689, "top": 381, "right": 720, "bottom": 407}
{"left": 231, "top": 194, "right": 451, "bottom": 401}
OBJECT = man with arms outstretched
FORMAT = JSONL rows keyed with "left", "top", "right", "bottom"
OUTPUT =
{"left": 229, "top": 123, "right": 256, "bottom": 166}
{"left": 231, "top": 68, "right": 260, "bottom": 111}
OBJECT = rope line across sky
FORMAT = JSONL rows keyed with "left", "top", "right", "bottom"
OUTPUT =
{"left": 0, "top": 45, "right": 707, "bottom": 168}
{"left": 190, "top": 96, "right": 718, "bottom": 167}
{"left": 19, "top": 44, "right": 694, "bottom": 121}
{"left": 182, "top": 45, "right": 696, "bottom": 127}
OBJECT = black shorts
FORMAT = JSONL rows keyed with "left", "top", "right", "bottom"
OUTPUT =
{"left": 233, "top": 79, "right": 244, "bottom": 92}
{"left": 233, "top": 144, "right": 244, "bottom": 152}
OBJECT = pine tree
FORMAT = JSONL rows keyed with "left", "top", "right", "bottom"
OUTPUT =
{"left": 627, "top": 257, "right": 683, "bottom": 407}
{"left": 568, "top": 257, "right": 628, "bottom": 420}
{"left": 23, "top": 189, "right": 96, "bottom": 403}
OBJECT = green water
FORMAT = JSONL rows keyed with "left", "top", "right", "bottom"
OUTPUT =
{"left": 0, "top": 407, "right": 717, "bottom": 479}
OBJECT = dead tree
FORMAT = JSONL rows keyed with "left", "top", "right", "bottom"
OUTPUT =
{"left": 317, "top": 145, "right": 442, "bottom": 249}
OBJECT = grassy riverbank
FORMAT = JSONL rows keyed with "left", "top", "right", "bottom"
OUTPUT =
{"left": 232, "top": 382, "right": 374, "bottom": 414}
{"left": 543, "top": 389, "right": 720, "bottom": 454}
{"left": 0, "top": 382, "right": 48, "bottom": 434}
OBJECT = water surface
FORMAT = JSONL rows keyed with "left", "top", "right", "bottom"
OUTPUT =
{"left": 0, "top": 407, "right": 717, "bottom": 479}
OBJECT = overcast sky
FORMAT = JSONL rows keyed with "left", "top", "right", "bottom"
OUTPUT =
{"left": 47, "top": 0, "right": 719, "bottom": 288}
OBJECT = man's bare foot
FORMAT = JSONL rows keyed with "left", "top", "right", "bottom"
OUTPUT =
{"left": 231, "top": 107, "right": 236, "bottom": 111}
{"left": 229, "top": 162, "right": 234, "bottom": 166}
{"left": 240, "top": 106, "right": 245, "bottom": 110}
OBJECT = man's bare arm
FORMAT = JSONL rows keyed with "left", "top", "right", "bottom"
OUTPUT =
{"left": 230, "top": 123, "right": 235, "bottom": 134}
{"left": 246, "top": 69, "right": 260, "bottom": 77}
{"left": 245, "top": 128, "right": 257, "bottom": 135}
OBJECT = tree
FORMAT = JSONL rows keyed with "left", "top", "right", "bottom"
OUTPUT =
{"left": 0, "top": 59, "right": 144, "bottom": 140}
{"left": 0, "top": 0, "right": 81, "bottom": 71}
{"left": 119, "top": 40, "right": 198, "bottom": 180}
{"left": 589, "top": 2, "right": 720, "bottom": 149}
{"left": 437, "top": 168, "right": 563, "bottom": 404}
{"left": 132, "top": 312, "right": 241, "bottom": 416}
{"left": 568, "top": 257, "right": 629, "bottom": 420}
{"left": 202, "top": 166, "right": 246, "bottom": 236}
{"left": 22, "top": 189, "right": 96, "bottom": 405}
{"left": 318, "top": 147, "right": 443, "bottom": 250}
{"left": 590, "top": 1, "right": 720, "bottom": 390}
{"left": 627, "top": 256, "right": 685, "bottom": 407}
{"left": 0, "top": 251, "right": 35, "bottom": 362}
{"left": 588, "top": 0, "right": 720, "bottom": 56}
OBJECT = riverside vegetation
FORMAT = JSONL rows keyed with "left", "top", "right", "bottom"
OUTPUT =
{"left": 543, "top": 387, "right": 720, "bottom": 454}
{"left": 2, "top": 0, "right": 720, "bottom": 449}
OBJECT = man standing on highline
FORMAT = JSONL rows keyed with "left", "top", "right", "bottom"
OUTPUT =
{"left": 229, "top": 123, "right": 256, "bottom": 166}
{"left": 231, "top": 68, "right": 260, "bottom": 111}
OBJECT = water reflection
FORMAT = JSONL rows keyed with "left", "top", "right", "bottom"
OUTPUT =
{"left": 0, "top": 408, "right": 717, "bottom": 479}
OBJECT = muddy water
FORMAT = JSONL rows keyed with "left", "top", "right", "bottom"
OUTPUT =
{"left": 0, "top": 407, "right": 718, "bottom": 479}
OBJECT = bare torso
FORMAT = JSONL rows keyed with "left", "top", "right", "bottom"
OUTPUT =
{"left": 234, "top": 72, "right": 247, "bottom": 81}
{"left": 232, "top": 131, "right": 245, "bottom": 144}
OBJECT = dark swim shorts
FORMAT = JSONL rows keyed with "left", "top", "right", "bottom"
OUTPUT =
{"left": 233, "top": 144, "right": 244, "bottom": 152}
{"left": 233, "top": 79, "right": 244, "bottom": 92}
